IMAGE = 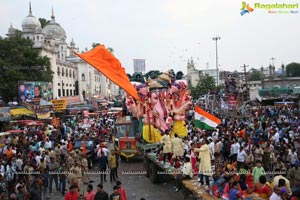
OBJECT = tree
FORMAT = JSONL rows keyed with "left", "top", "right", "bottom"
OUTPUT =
{"left": 92, "top": 43, "right": 101, "bottom": 48}
{"left": 286, "top": 62, "right": 300, "bottom": 77}
{"left": 248, "top": 70, "right": 262, "bottom": 81}
{"left": 0, "top": 34, "right": 53, "bottom": 102}
{"left": 91, "top": 43, "right": 114, "bottom": 53}
{"left": 39, "top": 18, "right": 50, "bottom": 28}
{"left": 190, "top": 74, "right": 216, "bottom": 98}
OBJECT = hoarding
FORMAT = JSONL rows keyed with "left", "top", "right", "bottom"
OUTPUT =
{"left": 18, "top": 81, "right": 53, "bottom": 103}
{"left": 50, "top": 99, "right": 67, "bottom": 111}
{"left": 61, "top": 96, "right": 82, "bottom": 105}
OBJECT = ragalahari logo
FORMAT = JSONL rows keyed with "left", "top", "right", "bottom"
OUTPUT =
{"left": 241, "top": 2, "right": 254, "bottom": 15}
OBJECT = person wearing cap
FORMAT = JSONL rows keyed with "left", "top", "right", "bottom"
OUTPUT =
{"left": 48, "top": 157, "right": 59, "bottom": 195}
{"left": 67, "top": 165, "right": 77, "bottom": 190}
{"left": 74, "top": 161, "right": 82, "bottom": 193}
{"left": 67, "top": 154, "right": 75, "bottom": 169}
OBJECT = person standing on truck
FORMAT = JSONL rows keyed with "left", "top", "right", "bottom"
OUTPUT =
{"left": 160, "top": 131, "right": 172, "bottom": 163}
{"left": 194, "top": 138, "right": 211, "bottom": 190}
{"left": 171, "top": 133, "right": 184, "bottom": 168}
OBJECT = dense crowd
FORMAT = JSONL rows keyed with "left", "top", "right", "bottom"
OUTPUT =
{"left": 159, "top": 105, "right": 300, "bottom": 200}
{"left": 1, "top": 104, "right": 300, "bottom": 200}
{"left": 0, "top": 112, "right": 131, "bottom": 200}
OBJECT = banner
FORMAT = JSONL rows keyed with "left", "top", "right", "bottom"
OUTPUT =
{"left": 18, "top": 81, "right": 53, "bottom": 103}
{"left": 50, "top": 99, "right": 66, "bottom": 111}
{"left": 0, "top": 107, "right": 11, "bottom": 122}
{"left": 37, "top": 112, "right": 51, "bottom": 119}
{"left": 118, "top": 137, "right": 137, "bottom": 151}
{"left": 61, "top": 96, "right": 82, "bottom": 105}
{"left": 22, "top": 102, "right": 53, "bottom": 113}
{"left": 228, "top": 94, "right": 237, "bottom": 106}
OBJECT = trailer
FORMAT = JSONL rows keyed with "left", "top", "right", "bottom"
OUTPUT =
{"left": 143, "top": 149, "right": 219, "bottom": 200}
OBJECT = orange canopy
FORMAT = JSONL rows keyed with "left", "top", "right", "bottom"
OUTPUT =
{"left": 75, "top": 45, "right": 139, "bottom": 100}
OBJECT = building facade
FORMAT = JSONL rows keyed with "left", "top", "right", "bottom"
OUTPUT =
{"left": 7, "top": 4, "right": 119, "bottom": 100}
{"left": 133, "top": 59, "right": 146, "bottom": 74}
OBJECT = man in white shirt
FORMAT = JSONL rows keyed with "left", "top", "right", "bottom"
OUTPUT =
{"left": 35, "top": 152, "right": 42, "bottom": 165}
{"left": 272, "top": 131, "right": 280, "bottom": 144}
{"left": 208, "top": 139, "right": 215, "bottom": 161}
{"left": 230, "top": 138, "right": 240, "bottom": 163}
{"left": 96, "top": 143, "right": 109, "bottom": 157}
{"left": 237, "top": 146, "right": 247, "bottom": 170}
{"left": 44, "top": 138, "right": 52, "bottom": 149}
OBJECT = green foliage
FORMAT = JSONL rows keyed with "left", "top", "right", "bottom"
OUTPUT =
{"left": 190, "top": 74, "right": 216, "bottom": 98}
{"left": 130, "top": 72, "right": 145, "bottom": 83}
{"left": 0, "top": 35, "right": 53, "bottom": 102}
{"left": 144, "top": 70, "right": 161, "bottom": 80}
{"left": 92, "top": 43, "right": 114, "bottom": 53}
{"left": 107, "top": 47, "right": 114, "bottom": 53}
{"left": 286, "top": 62, "right": 300, "bottom": 77}
{"left": 248, "top": 70, "right": 262, "bottom": 81}
{"left": 39, "top": 18, "right": 50, "bottom": 28}
{"left": 92, "top": 43, "right": 101, "bottom": 48}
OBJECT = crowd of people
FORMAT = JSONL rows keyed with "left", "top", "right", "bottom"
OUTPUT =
{"left": 1, "top": 102, "right": 300, "bottom": 200}
{"left": 159, "top": 105, "right": 300, "bottom": 200}
{"left": 0, "top": 112, "right": 134, "bottom": 200}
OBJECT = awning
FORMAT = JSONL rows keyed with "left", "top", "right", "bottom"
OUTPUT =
{"left": 10, "top": 108, "right": 35, "bottom": 116}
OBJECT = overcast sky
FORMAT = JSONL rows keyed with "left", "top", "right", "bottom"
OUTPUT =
{"left": 1, "top": 0, "right": 299, "bottom": 74}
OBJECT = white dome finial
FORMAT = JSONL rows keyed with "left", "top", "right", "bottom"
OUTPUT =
{"left": 51, "top": 7, "right": 55, "bottom": 22}
{"left": 29, "top": 2, "right": 32, "bottom": 16}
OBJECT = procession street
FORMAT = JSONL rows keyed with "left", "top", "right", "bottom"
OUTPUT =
{"left": 51, "top": 157, "right": 185, "bottom": 200}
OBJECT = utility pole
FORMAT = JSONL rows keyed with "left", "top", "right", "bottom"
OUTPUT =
{"left": 212, "top": 36, "right": 221, "bottom": 86}
{"left": 241, "top": 64, "right": 249, "bottom": 86}
{"left": 240, "top": 64, "right": 249, "bottom": 106}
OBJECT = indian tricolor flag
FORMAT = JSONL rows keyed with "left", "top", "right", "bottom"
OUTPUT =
{"left": 194, "top": 106, "right": 221, "bottom": 130}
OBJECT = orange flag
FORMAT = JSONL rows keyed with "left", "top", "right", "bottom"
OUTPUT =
{"left": 74, "top": 45, "right": 139, "bottom": 100}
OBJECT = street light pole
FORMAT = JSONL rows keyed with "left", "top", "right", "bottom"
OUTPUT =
{"left": 212, "top": 36, "right": 221, "bottom": 86}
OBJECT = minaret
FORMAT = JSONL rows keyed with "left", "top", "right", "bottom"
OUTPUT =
{"left": 70, "top": 38, "right": 77, "bottom": 57}
{"left": 268, "top": 64, "right": 273, "bottom": 77}
{"left": 281, "top": 63, "right": 285, "bottom": 77}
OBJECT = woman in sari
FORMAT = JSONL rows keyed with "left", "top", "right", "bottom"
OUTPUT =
{"left": 253, "top": 175, "right": 272, "bottom": 200}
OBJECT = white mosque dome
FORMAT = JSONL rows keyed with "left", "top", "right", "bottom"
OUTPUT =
{"left": 21, "top": 3, "right": 41, "bottom": 32}
{"left": 42, "top": 10, "right": 66, "bottom": 41}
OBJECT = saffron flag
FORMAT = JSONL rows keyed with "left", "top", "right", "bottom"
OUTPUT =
{"left": 194, "top": 106, "right": 221, "bottom": 130}
{"left": 74, "top": 45, "right": 139, "bottom": 100}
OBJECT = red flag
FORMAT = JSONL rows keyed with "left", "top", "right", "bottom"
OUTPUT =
{"left": 74, "top": 45, "right": 139, "bottom": 100}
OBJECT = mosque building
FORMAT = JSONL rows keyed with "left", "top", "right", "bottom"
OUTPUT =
{"left": 7, "top": 3, "right": 119, "bottom": 100}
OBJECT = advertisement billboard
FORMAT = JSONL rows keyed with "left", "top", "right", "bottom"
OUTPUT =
{"left": 18, "top": 81, "right": 53, "bottom": 103}
{"left": 50, "top": 99, "right": 67, "bottom": 111}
